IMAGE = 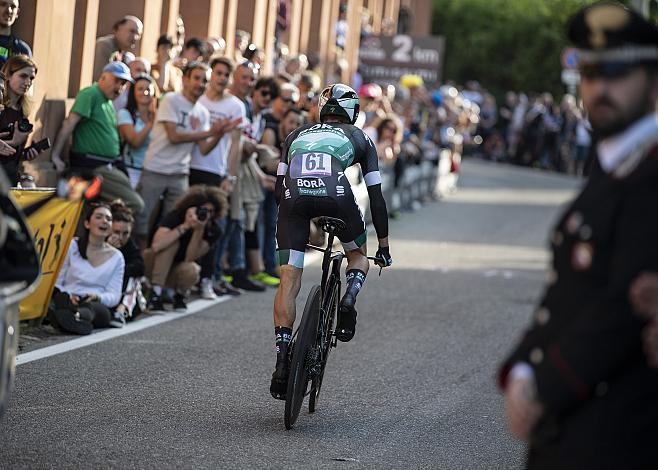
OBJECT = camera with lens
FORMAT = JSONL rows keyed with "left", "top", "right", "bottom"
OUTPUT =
{"left": 196, "top": 206, "right": 209, "bottom": 222}
{"left": 17, "top": 118, "right": 33, "bottom": 133}
{"left": 0, "top": 118, "right": 33, "bottom": 137}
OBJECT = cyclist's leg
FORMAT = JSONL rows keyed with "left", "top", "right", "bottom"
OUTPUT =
{"left": 345, "top": 244, "right": 369, "bottom": 274}
{"left": 335, "top": 193, "right": 369, "bottom": 342}
{"left": 274, "top": 265, "right": 302, "bottom": 329}
{"left": 271, "top": 197, "right": 310, "bottom": 399}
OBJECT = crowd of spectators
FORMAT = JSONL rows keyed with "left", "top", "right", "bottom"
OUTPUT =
{"left": 467, "top": 82, "right": 592, "bottom": 176}
{"left": 3, "top": 6, "right": 466, "bottom": 335}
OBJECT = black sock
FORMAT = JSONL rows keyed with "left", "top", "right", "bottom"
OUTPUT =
{"left": 275, "top": 326, "right": 293, "bottom": 362}
{"left": 344, "top": 269, "right": 367, "bottom": 302}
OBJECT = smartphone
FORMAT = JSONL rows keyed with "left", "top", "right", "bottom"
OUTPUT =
{"left": 25, "top": 137, "right": 51, "bottom": 153}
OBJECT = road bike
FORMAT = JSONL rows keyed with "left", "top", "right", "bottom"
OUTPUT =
{"left": 284, "top": 216, "right": 384, "bottom": 429}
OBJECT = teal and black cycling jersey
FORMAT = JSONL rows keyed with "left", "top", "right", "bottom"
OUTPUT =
{"left": 275, "top": 122, "right": 389, "bottom": 268}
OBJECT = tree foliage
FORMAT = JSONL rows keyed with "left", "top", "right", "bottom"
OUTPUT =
{"left": 431, "top": 0, "right": 621, "bottom": 97}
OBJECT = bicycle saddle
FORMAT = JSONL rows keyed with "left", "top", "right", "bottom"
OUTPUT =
{"left": 316, "top": 216, "right": 347, "bottom": 234}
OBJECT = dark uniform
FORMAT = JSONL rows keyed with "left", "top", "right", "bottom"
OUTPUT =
{"left": 275, "top": 122, "right": 387, "bottom": 267}
{"left": 499, "top": 3, "right": 658, "bottom": 469}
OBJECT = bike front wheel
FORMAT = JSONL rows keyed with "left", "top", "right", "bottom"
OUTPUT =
{"left": 284, "top": 285, "right": 321, "bottom": 429}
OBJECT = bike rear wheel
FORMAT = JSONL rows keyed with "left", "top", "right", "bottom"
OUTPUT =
{"left": 309, "top": 279, "right": 339, "bottom": 413}
{"left": 284, "top": 285, "right": 321, "bottom": 429}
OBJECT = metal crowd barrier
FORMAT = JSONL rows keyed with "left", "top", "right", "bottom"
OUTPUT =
{"left": 348, "top": 149, "right": 458, "bottom": 223}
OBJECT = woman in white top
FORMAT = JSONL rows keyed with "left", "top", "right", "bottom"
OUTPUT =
{"left": 54, "top": 203, "right": 125, "bottom": 330}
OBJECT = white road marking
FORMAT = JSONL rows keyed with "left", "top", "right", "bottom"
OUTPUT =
{"left": 16, "top": 247, "right": 328, "bottom": 366}
{"left": 16, "top": 297, "right": 232, "bottom": 366}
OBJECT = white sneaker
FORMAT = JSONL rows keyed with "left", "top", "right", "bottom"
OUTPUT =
{"left": 109, "top": 311, "right": 126, "bottom": 328}
{"left": 200, "top": 278, "right": 218, "bottom": 300}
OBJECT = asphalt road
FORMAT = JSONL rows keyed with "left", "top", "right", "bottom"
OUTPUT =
{"left": 0, "top": 160, "right": 582, "bottom": 469}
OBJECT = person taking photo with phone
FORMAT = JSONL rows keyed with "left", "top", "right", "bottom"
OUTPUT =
{"left": 0, "top": 54, "right": 38, "bottom": 185}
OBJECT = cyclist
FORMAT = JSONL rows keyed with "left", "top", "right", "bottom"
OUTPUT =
{"left": 270, "top": 83, "right": 392, "bottom": 399}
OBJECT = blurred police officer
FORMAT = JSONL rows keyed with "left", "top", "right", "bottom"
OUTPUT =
{"left": 499, "top": 2, "right": 658, "bottom": 468}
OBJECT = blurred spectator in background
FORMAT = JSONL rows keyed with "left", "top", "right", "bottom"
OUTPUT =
{"left": 264, "top": 82, "right": 299, "bottom": 132}
{"left": 0, "top": 0, "right": 31, "bottom": 68}
{"left": 117, "top": 73, "right": 156, "bottom": 188}
{"left": 250, "top": 76, "right": 279, "bottom": 141}
{"left": 51, "top": 203, "right": 125, "bottom": 334}
{"left": 174, "top": 38, "right": 205, "bottom": 70}
{"left": 234, "top": 30, "right": 251, "bottom": 63}
{"left": 257, "top": 82, "right": 298, "bottom": 281}
{"left": 152, "top": 34, "right": 182, "bottom": 94}
{"left": 284, "top": 54, "right": 306, "bottom": 83}
{"left": 93, "top": 15, "right": 143, "bottom": 81}
{"left": 243, "top": 44, "right": 266, "bottom": 69}
{"left": 0, "top": 54, "right": 38, "bottom": 185}
{"left": 358, "top": 83, "right": 386, "bottom": 129}
{"left": 108, "top": 199, "right": 146, "bottom": 321}
{"left": 539, "top": 95, "right": 561, "bottom": 170}
{"left": 477, "top": 93, "right": 499, "bottom": 160}
{"left": 572, "top": 112, "right": 591, "bottom": 176}
{"left": 258, "top": 107, "right": 303, "bottom": 280}
{"left": 335, "top": 3, "right": 348, "bottom": 50}
{"left": 508, "top": 93, "right": 528, "bottom": 163}
{"left": 145, "top": 185, "right": 225, "bottom": 312}
{"left": 51, "top": 61, "right": 145, "bottom": 215}
{"left": 498, "top": 91, "right": 516, "bottom": 149}
{"left": 296, "top": 72, "right": 320, "bottom": 111}
{"left": 113, "top": 56, "right": 151, "bottom": 111}
{"left": 372, "top": 117, "right": 402, "bottom": 166}
{"left": 202, "top": 37, "right": 226, "bottom": 63}
{"left": 220, "top": 60, "right": 268, "bottom": 292}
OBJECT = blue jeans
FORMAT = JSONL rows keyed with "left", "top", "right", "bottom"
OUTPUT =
{"left": 214, "top": 216, "right": 246, "bottom": 279}
{"left": 259, "top": 189, "right": 278, "bottom": 274}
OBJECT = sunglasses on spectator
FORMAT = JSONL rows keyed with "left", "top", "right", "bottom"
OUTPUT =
{"left": 258, "top": 89, "right": 271, "bottom": 97}
{"left": 281, "top": 97, "right": 297, "bottom": 104}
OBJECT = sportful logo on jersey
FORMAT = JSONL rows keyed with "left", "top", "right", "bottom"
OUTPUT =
{"left": 298, "top": 187, "right": 328, "bottom": 196}
{"left": 336, "top": 185, "right": 345, "bottom": 196}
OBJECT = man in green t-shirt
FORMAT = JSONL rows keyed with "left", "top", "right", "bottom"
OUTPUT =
{"left": 51, "top": 62, "right": 144, "bottom": 215}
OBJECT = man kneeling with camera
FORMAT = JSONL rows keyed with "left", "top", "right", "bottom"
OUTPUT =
{"left": 145, "top": 185, "right": 226, "bottom": 311}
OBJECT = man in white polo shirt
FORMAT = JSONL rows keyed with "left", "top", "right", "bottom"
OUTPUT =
{"left": 189, "top": 56, "right": 244, "bottom": 298}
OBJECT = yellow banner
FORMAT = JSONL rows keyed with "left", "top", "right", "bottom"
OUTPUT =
{"left": 10, "top": 189, "right": 83, "bottom": 321}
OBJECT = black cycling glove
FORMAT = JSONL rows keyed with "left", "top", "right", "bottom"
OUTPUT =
{"left": 375, "top": 246, "right": 393, "bottom": 267}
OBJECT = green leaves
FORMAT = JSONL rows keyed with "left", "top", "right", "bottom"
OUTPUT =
{"left": 431, "top": 0, "right": 594, "bottom": 97}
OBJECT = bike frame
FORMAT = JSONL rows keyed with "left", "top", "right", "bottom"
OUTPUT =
{"left": 307, "top": 230, "right": 344, "bottom": 346}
